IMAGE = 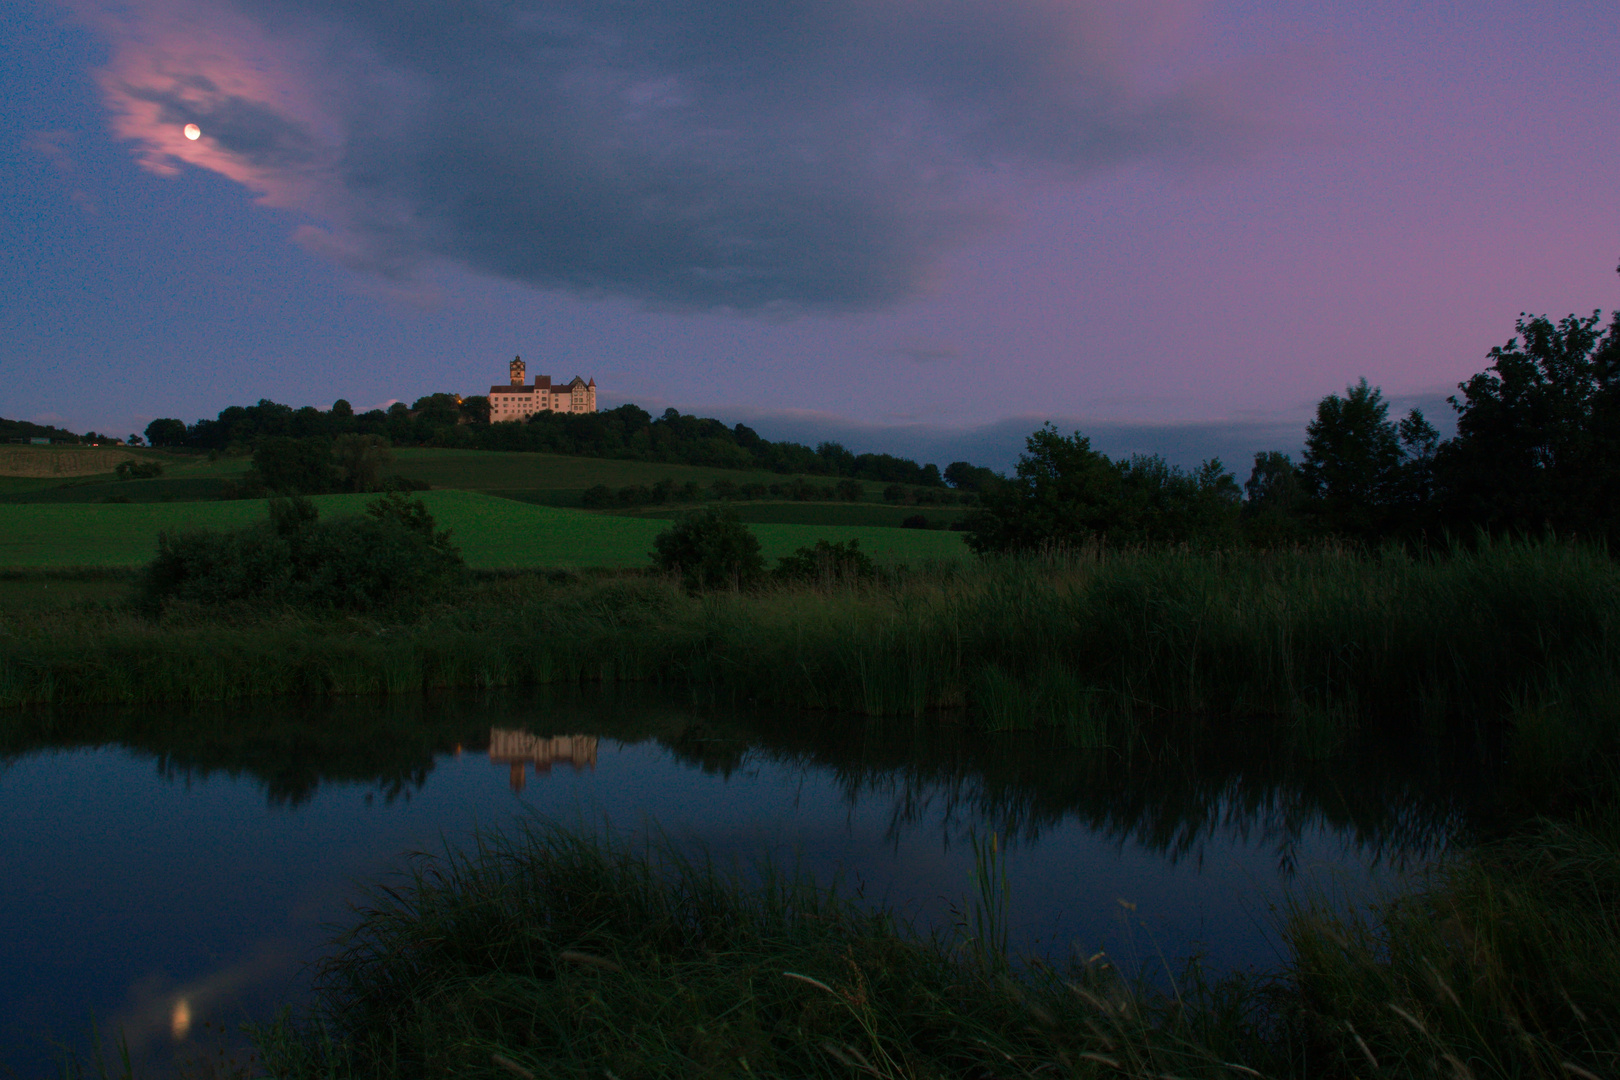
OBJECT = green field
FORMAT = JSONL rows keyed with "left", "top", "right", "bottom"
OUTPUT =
{"left": 0, "top": 446, "right": 969, "bottom": 567}
{"left": 0, "top": 490, "right": 968, "bottom": 569}
{"left": 0, "top": 448, "right": 249, "bottom": 503}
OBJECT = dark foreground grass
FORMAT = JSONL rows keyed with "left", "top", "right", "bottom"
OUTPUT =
{"left": 241, "top": 815, "right": 1619, "bottom": 1080}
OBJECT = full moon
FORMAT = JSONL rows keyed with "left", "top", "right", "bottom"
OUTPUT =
{"left": 183, "top": 123, "right": 201, "bottom": 140}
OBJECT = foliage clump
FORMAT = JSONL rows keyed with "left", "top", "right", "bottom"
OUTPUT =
{"left": 964, "top": 425, "right": 1240, "bottom": 553}
{"left": 650, "top": 508, "right": 765, "bottom": 591}
{"left": 113, "top": 459, "right": 163, "bottom": 480}
{"left": 139, "top": 492, "right": 463, "bottom": 615}
{"left": 772, "top": 537, "right": 875, "bottom": 584}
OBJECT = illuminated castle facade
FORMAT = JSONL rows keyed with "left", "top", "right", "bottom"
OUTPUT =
{"left": 489, "top": 356, "right": 597, "bottom": 421}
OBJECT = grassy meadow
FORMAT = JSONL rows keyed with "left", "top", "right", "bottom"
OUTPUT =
{"left": 0, "top": 490, "right": 967, "bottom": 569}
{"left": 0, "top": 444, "right": 966, "bottom": 568}
{"left": 0, "top": 444, "right": 160, "bottom": 478}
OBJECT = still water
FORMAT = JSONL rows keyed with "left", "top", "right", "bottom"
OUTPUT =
{"left": 0, "top": 689, "right": 1470, "bottom": 1075}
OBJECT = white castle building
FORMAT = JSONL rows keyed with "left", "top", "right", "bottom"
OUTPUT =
{"left": 489, "top": 356, "right": 597, "bottom": 421}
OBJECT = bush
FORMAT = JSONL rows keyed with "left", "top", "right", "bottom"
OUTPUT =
{"left": 332, "top": 433, "right": 392, "bottom": 493}
{"left": 650, "top": 509, "right": 764, "bottom": 591}
{"left": 139, "top": 494, "right": 464, "bottom": 615}
{"left": 114, "top": 459, "right": 163, "bottom": 480}
{"left": 901, "top": 514, "right": 932, "bottom": 529}
{"left": 773, "top": 538, "right": 876, "bottom": 584}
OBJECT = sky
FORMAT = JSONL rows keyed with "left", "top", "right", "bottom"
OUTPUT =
{"left": 2, "top": 0, "right": 1616, "bottom": 471}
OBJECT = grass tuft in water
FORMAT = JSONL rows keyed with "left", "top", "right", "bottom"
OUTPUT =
{"left": 248, "top": 815, "right": 1620, "bottom": 1080}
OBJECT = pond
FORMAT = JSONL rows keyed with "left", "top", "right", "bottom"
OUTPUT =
{"left": 0, "top": 688, "right": 1476, "bottom": 1075}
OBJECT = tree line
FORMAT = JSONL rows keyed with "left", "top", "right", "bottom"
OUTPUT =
{"left": 967, "top": 306, "right": 1620, "bottom": 552}
{"left": 135, "top": 291, "right": 1620, "bottom": 547}
{"left": 144, "top": 398, "right": 951, "bottom": 488}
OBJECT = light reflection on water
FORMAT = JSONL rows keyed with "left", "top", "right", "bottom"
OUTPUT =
{"left": 0, "top": 690, "right": 1469, "bottom": 1075}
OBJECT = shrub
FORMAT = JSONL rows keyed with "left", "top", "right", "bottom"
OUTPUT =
{"left": 650, "top": 509, "right": 764, "bottom": 591}
{"left": 332, "top": 433, "right": 392, "bottom": 493}
{"left": 773, "top": 538, "right": 876, "bottom": 584}
{"left": 901, "top": 514, "right": 932, "bottom": 529}
{"left": 139, "top": 494, "right": 464, "bottom": 615}
{"left": 114, "top": 459, "right": 163, "bottom": 480}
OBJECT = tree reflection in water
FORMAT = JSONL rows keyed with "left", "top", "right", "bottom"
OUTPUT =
{"left": 3, "top": 686, "right": 1477, "bottom": 870}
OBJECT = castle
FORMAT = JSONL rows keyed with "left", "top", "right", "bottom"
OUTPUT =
{"left": 488, "top": 356, "right": 597, "bottom": 421}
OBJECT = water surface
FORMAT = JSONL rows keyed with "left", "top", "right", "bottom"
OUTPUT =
{"left": 0, "top": 689, "right": 1471, "bottom": 1075}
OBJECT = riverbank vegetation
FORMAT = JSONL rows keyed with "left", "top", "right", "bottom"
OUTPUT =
{"left": 6, "top": 536, "right": 1618, "bottom": 807}
{"left": 242, "top": 812, "right": 1619, "bottom": 1080}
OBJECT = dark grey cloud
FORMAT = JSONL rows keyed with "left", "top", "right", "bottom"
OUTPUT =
{"left": 99, "top": 0, "right": 1274, "bottom": 311}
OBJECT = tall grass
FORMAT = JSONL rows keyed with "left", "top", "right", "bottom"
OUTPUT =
{"left": 252, "top": 821, "right": 1262, "bottom": 1080}
{"left": 254, "top": 815, "right": 1620, "bottom": 1080}
{"left": 1278, "top": 808, "right": 1620, "bottom": 1080}
{"left": 4, "top": 539, "right": 1618, "bottom": 779}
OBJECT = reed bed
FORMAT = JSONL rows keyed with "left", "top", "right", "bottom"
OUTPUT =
{"left": 251, "top": 821, "right": 1264, "bottom": 1080}
{"left": 248, "top": 815, "right": 1620, "bottom": 1080}
{"left": 4, "top": 539, "right": 1618, "bottom": 767}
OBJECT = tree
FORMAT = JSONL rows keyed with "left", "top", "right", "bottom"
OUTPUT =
{"left": 1436, "top": 311, "right": 1615, "bottom": 536}
{"left": 333, "top": 433, "right": 393, "bottom": 493}
{"left": 944, "top": 461, "right": 1001, "bottom": 493}
{"left": 249, "top": 435, "right": 338, "bottom": 494}
{"left": 651, "top": 509, "right": 765, "bottom": 591}
{"left": 1244, "top": 452, "right": 1302, "bottom": 515}
{"left": 964, "top": 425, "right": 1121, "bottom": 553}
{"left": 1114, "top": 454, "right": 1240, "bottom": 545}
{"left": 1299, "top": 380, "right": 1404, "bottom": 536}
{"left": 1395, "top": 408, "right": 1440, "bottom": 509}
{"left": 145, "top": 418, "right": 187, "bottom": 447}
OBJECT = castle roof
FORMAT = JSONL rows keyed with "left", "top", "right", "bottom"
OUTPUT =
{"left": 489, "top": 374, "right": 595, "bottom": 395}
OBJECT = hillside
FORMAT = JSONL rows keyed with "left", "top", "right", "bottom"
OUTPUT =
{"left": 0, "top": 445, "right": 968, "bottom": 527}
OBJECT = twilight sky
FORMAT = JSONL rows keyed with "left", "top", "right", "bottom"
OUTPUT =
{"left": 3, "top": 0, "right": 1616, "bottom": 470}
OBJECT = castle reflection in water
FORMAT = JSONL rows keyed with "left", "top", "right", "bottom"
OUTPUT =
{"left": 487, "top": 730, "right": 598, "bottom": 792}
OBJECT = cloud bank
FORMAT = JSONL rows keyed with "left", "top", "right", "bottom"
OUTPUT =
{"left": 79, "top": 0, "right": 1266, "bottom": 311}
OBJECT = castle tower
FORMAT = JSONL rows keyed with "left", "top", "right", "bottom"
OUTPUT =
{"left": 509, "top": 356, "right": 526, "bottom": 386}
